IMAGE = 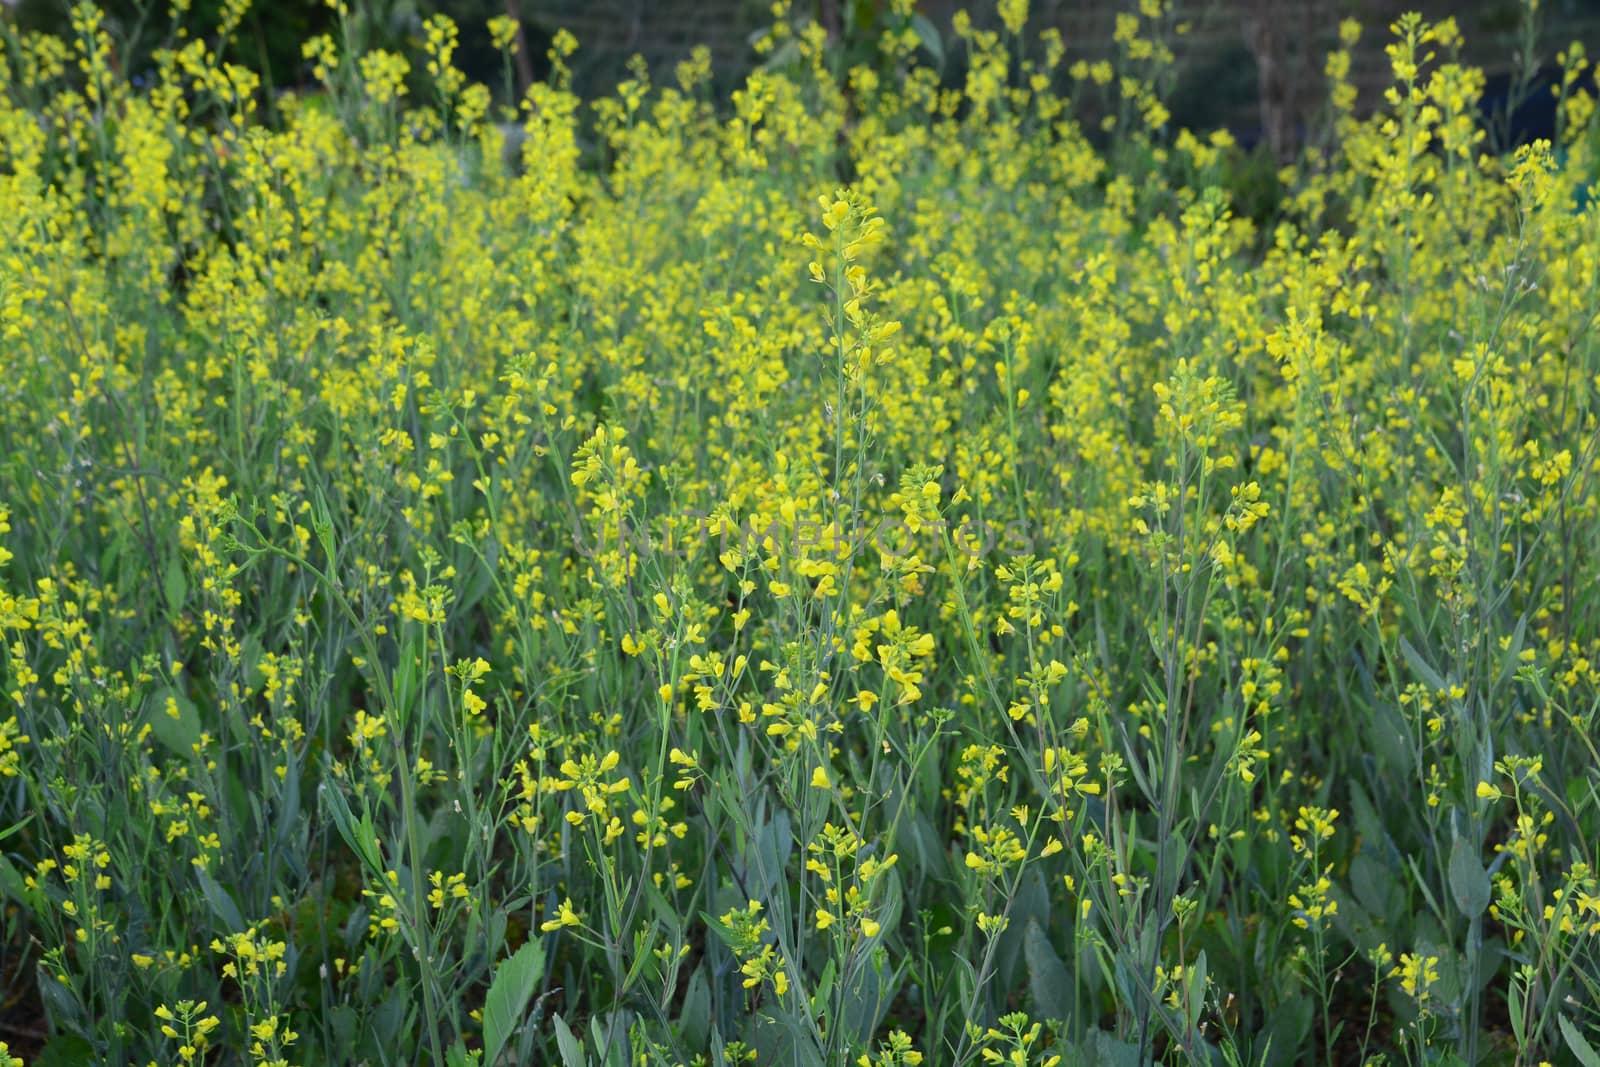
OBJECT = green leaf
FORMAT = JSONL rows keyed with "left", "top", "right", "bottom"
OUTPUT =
{"left": 1560, "top": 1015, "right": 1600, "bottom": 1067}
{"left": 640, "top": 878, "right": 680, "bottom": 929}
{"left": 622, "top": 918, "right": 660, "bottom": 992}
{"left": 897, "top": 810, "right": 951, "bottom": 884}
{"left": 591, "top": 1012, "right": 630, "bottom": 1067}
{"left": 275, "top": 756, "right": 303, "bottom": 854}
{"left": 369, "top": 982, "right": 408, "bottom": 1048}
{"left": 1496, "top": 613, "right": 1528, "bottom": 687}
{"left": 37, "top": 978, "right": 83, "bottom": 1031}
{"left": 1370, "top": 698, "right": 1416, "bottom": 776}
{"left": 1264, "top": 996, "right": 1314, "bottom": 1065}
{"left": 910, "top": 13, "right": 944, "bottom": 67}
{"left": 483, "top": 940, "right": 546, "bottom": 1066}
{"left": 311, "top": 487, "right": 338, "bottom": 562}
{"left": 677, "top": 965, "right": 711, "bottom": 1050}
{"left": 1399, "top": 636, "right": 1448, "bottom": 693}
{"left": 554, "top": 1014, "right": 587, "bottom": 1067}
{"left": 841, "top": 953, "right": 905, "bottom": 1046}
{"left": 1508, "top": 980, "right": 1525, "bottom": 1050}
{"left": 700, "top": 910, "right": 736, "bottom": 951}
{"left": 811, "top": 958, "right": 837, "bottom": 1019}
{"left": 874, "top": 864, "right": 904, "bottom": 942}
{"left": 146, "top": 686, "right": 201, "bottom": 757}
{"left": 163, "top": 555, "right": 187, "bottom": 616}
{"left": 194, "top": 866, "right": 244, "bottom": 931}
{"left": 0, "top": 855, "right": 28, "bottom": 910}
{"left": 1349, "top": 779, "right": 1401, "bottom": 873}
{"left": 1185, "top": 950, "right": 1207, "bottom": 1035}
{"left": 322, "top": 782, "right": 382, "bottom": 873}
{"left": 35, "top": 1035, "right": 94, "bottom": 1067}
{"left": 1447, "top": 831, "right": 1490, "bottom": 919}
{"left": 328, "top": 1005, "right": 359, "bottom": 1049}
{"left": 754, "top": 1012, "right": 824, "bottom": 1067}
{"left": 1078, "top": 1029, "right": 1142, "bottom": 1067}
{"left": 1348, "top": 853, "right": 1398, "bottom": 924}
{"left": 999, "top": 866, "right": 1049, "bottom": 990}
{"left": 1407, "top": 853, "right": 1448, "bottom": 925}
{"left": 759, "top": 38, "right": 801, "bottom": 71}
{"left": 1024, "top": 919, "right": 1073, "bottom": 1023}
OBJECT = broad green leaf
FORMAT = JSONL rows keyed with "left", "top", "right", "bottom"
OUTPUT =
{"left": 275, "top": 756, "right": 302, "bottom": 854}
{"left": 999, "top": 866, "right": 1049, "bottom": 991}
{"left": 1561, "top": 1015, "right": 1600, "bottom": 1067}
{"left": 1079, "top": 1029, "right": 1143, "bottom": 1067}
{"left": 1185, "top": 950, "right": 1207, "bottom": 1034}
{"left": 1399, "top": 636, "right": 1447, "bottom": 693}
{"left": 1371, "top": 699, "right": 1416, "bottom": 776}
{"left": 759, "top": 38, "right": 801, "bottom": 70}
{"left": 591, "top": 1011, "right": 630, "bottom": 1067}
{"left": 678, "top": 965, "right": 711, "bottom": 1050}
{"left": 328, "top": 1006, "right": 359, "bottom": 1049}
{"left": 483, "top": 940, "right": 546, "bottom": 1066}
{"left": 0, "top": 854, "right": 28, "bottom": 909}
{"left": 1348, "top": 779, "right": 1402, "bottom": 873}
{"left": 1407, "top": 854, "right": 1448, "bottom": 925}
{"left": 754, "top": 1012, "right": 824, "bottom": 1067}
{"left": 811, "top": 958, "right": 837, "bottom": 1019}
{"left": 897, "top": 810, "right": 951, "bottom": 883}
{"left": 1447, "top": 832, "right": 1490, "bottom": 919}
{"left": 369, "top": 983, "right": 407, "bottom": 1048}
{"left": 554, "top": 1014, "right": 587, "bottom": 1067}
{"left": 911, "top": 13, "right": 944, "bottom": 67}
{"left": 842, "top": 953, "right": 905, "bottom": 1046}
{"left": 1496, "top": 613, "right": 1528, "bottom": 687}
{"left": 321, "top": 782, "right": 382, "bottom": 873}
{"left": 146, "top": 686, "right": 201, "bottom": 757}
{"left": 163, "top": 555, "right": 187, "bottom": 616}
{"left": 700, "top": 910, "right": 736, "bottom": 951}
{"left": 1348, "top": 853, "right": 1397, "bottom": 924}
{"left": 35, "top": 1035, "right": 94, "bottom": 1067}
{"left": 194, "top": 866, "right": 244, "bottom": 930}
{"left": 1024, "top": 919, "right": 1073, "bottom": 1023}
{"left": 37, "top": 978, "right": 83, "bottom": 1030}
{"left": 622, "top": 918, "right": 660, "bottom": 992}
{"left": 1264, "top": 996, "right": 1313, "bottom": 1066}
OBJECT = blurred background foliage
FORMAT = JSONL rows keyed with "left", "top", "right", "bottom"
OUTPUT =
{"left": 5, "top": 0, "right": 1598, "bottom": 215}
{"left": 9, "top": 1, "right": 1600, "bottom": 114}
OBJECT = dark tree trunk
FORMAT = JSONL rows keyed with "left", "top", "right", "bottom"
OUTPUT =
{"left": 505, "top": 0, "right": 536, "bottom": 96}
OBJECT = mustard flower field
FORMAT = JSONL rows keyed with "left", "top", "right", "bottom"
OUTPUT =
{"left": 1, "top": 1, "right": 1599, "bottom": 1064}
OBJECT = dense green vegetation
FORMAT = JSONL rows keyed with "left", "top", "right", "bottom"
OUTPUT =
{"left": 1, "top": 3, "right": 1598, "bottom": 1065}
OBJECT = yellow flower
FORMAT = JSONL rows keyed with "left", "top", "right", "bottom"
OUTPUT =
{"left": 540, "top": 899, "right": 582, "bottom": 932}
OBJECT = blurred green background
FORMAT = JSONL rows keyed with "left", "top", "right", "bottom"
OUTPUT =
{"left": 8, "top": 0, "right": 1600, "bottom": 148}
